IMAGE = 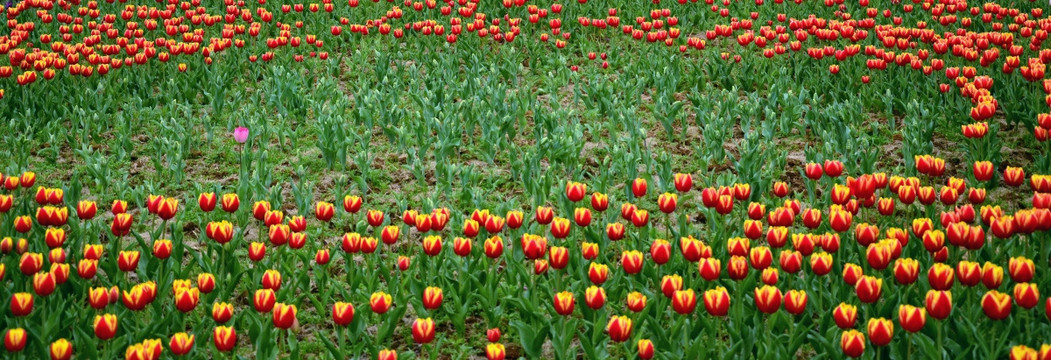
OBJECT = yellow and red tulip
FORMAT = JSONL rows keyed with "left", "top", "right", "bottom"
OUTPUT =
{"left": 754, "top": 285, "right": 782, "bottom": 314}
{"left": 833, "top": 303, "right": 858, "bottom": 329}
{"left": 4, "top": 328, "right": 25, "bottom": 352}
{"left": 981, "top": 290, "right": 1012, "bottom": 320}
{"left": 412, "top": 318, "right": 436, "bottom": 344}
{"left": 370, "top": 292, "right": 393, "bottom": 314}
{"left": 607, "top": 315, "right": 633, "bottom": 342}
{"left": 840, "top": 330, "right": 865, "bottom": 358}
{"left": 553, "top": 291, "right": 575, "bottom": 316}
{"left": 50, "top": 338, "right": 72, "bottom": 360}
{"left": 94, "top": 314, "right": 118, "bottom": 340}
{"left": 272, "top": 302, "right": 298, "bottom": 329}
{"left": 213, "top": 326, "right": 236, "bottom": 352}
{"left": 867, "top": 318, "right": 893, "bottom": 346}
{"left": 333, "top": 302, "right": 355, "bottom": 326}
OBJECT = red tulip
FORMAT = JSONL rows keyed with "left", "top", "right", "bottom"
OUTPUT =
{"left": 606, "top": 315, "right": 633, "bottom": 342}
{"left": 637, "top": 339, "right": 654, "bottom": 360}
{"left": 621, "top": 250, "right": 644, "bottom": 274}
{"left": 855, "top": 275, "right": 882, "bottom": 303}
{"left": 866, "top": 318, "right": 893, "bottom": 347}
{"left": 50, "top": 338, "right": 73, "bottom": 360}
{"left": 4, "top": 328, "right": 25, "bottom": 352}
{"left": 566, "top": 182, "right": 588, "bottom": 202}
{"left": 94, "top": 314, "right": 118, "bottom": 340}
{"left": 272, "top": 302, "right": 298, "bottom": 329}
{"left": 754, "top": 285, "right": 782, "bottom": 314}
{"left": 840, "top": 330, "right": 865, "bottom": 358}
{"left": 10, "top": 293, "right": 32, "bottom": 317}
{"left": 981, "top": 290, "right": 1012, "bottom": 320}
{"left": 169, "top": 332, "right": 194, "bottom": 356}
{"left": 213, "top": 326, "right": 236, "bottom": 352}
{"left": 631, "top": 178, "right": 648, "bottom": 198}
{"left": 585, "top": 286, "right": 607, "bottom": 310}
{"left": 783, "top": 290, "right": 808, "bottom": 315}
{"left": 423, "top": 287, "right": 443, "bottom": 310}
{"left": 833, "top": 303, "right": 857, "bottom": 329}
{"left": 553, "top": 291, "right": 575, "bottom": 316}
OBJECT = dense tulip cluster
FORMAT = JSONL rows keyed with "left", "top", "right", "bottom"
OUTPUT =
{"left": 2, "top": 0, "right": 1051, "bottom": 356}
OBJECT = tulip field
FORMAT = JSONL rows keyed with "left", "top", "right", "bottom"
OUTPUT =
{"left": 5, "top": 0, "right": 1051, "bottom": 359}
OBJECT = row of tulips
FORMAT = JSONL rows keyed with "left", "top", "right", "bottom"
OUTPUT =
{"left": 3, "top": 0, "right": 1051, "bottom": 136}
{"left": 0, "top": 151, "right": 1050, "bottom": 359}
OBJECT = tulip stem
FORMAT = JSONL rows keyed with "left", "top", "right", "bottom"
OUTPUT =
{"left": 936, "top": 320, "right": 943, "bottom": 358}
{"left": 906, "top": 333, "right": 912, "bottom": 360}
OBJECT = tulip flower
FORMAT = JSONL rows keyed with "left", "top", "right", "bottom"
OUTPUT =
{"left": 927, "top": 263, "right": 955, "bottom": 291}
{"left": 620, "top": 203, "right": 637, "bottom": 221}
{"left": 463, "top": 220, "right": 480, "bottom": 238}
{"left": 784, "top": 290, "right": 808, "bottom": 315}
{"left": 486, "top": 343, "right": 506, "bottom": 360}
{"left": 10, "top": 293, "right": 32, "bottom": 317}
{"left": 1014, "top": 283, "right": 1040, "bottom": 309}
{"left": 567, "top": 208, "right": 589, "bottom": 229}
{"left": 484, "top": 236, "right": 504, "bottom": 258}
{"left": 370, "top": 292, "right": 393, "bottom": 314}
{"left": 535, "top": 206, "right": 555, "bottom": 225}
{"left": 631, "top": 178, "right": 648, "bottom": 198}
{"left": 585, "top": 286, "right": 607, "bottom": 310}
{"left": 94, "top": 314, "right": 118, "bottom": 340}
{"left": 174, "top": 286, "right": 200, "bottom": 313}
{"left": 607, "top": 315, "right": 633, "bottom": 342}
{"left": 4, "top": 328, "right": 25, "bottom": 352}
{"left": 332, "top": 302, "right": 355, "bottom": 326}
{"left": 631, "top": 209, "right": 650, "bottom": 227}
{"left": 261, "top": 269, "right": 282, "bottom": 290}
{"left": 625, "top": 291, "right": 647, "bottom": 312}
{"left": 550, "top": 217, "right": 571, "bottom": 238}
{"left": 761, "top": 268, "right": 779, "bottom": 285}
{"left": 212, "top": 302, "right": 233, "bottom": 323}
{"left": 810, "top": 252, "right": 833, "bottom": 276}
{"left": 378, "top": 349, "right": 398, "bottom": 360}
{"left": 840, "top": 330, "right": 865, "bottom": 358}
{"left": 506, "top": 211, "right": 524, "bottom": 229}
{"left": 638, "top": 339, "right": 656, "bottom": 360}
{"left": 169, "top": 332, "right": 194, "bottom": 356}
{"left": 1011, "top": 346, "right": 1038, "bottom": 360}
{"left": 233, "top": 127, "right": 249, "bottom": 143}
{"left": 650, "top": 239, "right": 671, "bottom": 266}
{"left": 702, "top": 287, "right": 730, "bottom": 316}
{"left": 981, "top": 290, "right": 1012, "bottom": 320}
{"left": 50, "top": 338, "right": 72, "bottom": 360}
{"left": 657, "top": 193, "right": 677, "bottom": 213}
{"left": 248, "top": 242, "right": 266, "bottom": 262}
{"left": 422, "top": 235, "right": 443, "bottom": 256}
{"left": 621, "top": 250, "right": 644, "bottom": 274}
{"left": 77, "top": 200, "right": 98, "bottom": 219}
{"left": 213, "top": 326, "right": 236, "bottom": 352}
{"left": 925, "top": 290, "right": 953, "bottom": 320}
{"left": 552, "top": 291, "right": 576, "bottom": 316}
{"left": 754, "top": 285, "right": 782, "bottom": 314}
{"left": 1008, "top": 257, "right": 1035, "bottom": 283}
{"left": 566, "top": 182, "right": 587, "bottom": 202}
{"left": 412, "top": 318, "right": 436, "bottom": 344}
{"left": 674, "top": 173, "right": 693, "bottom": 192}
{"left": 196, "top": 273, "right": 215, "bottom": 293}
{"left": 366, "top": 210, "right": 385, "bottom": 227}
{"left": 422, "top": 287, "right": 444, "bottom": 310}
{"left": 669, "top": 288, "right": 696, "bottom": 314}
{"left": 867, "top": 318, "right": 893, "bottom": 346}
{"left": 898, "top": 305, "right": 927, "bottom": 333}
{"left": 272, "top": 302, "right": 298, "bottom": 329}
{"left": 220, "top": 194, "right": 240, "bottom": 212}
{"left": 854, "top": 275, "right": 882, "bottom": 303}
{"left": 315, "top": 201, "right": 335, "bottom": 222}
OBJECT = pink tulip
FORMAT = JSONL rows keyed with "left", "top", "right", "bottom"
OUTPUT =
{"left": 234, "top": 127, "right": 249, "bottom": 143}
